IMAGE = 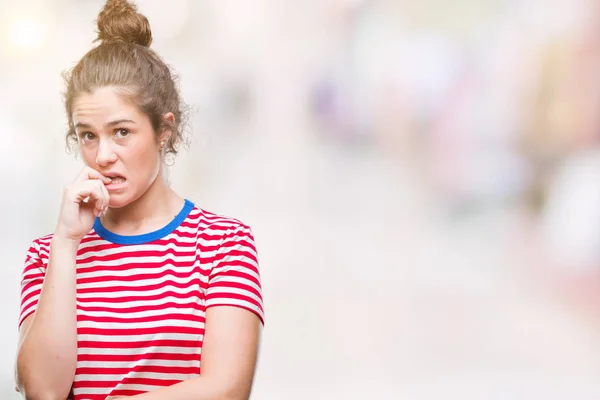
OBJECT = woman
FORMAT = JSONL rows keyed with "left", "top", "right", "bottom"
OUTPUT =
{"left": 15, "top": 1, "right": 264, "bottom": 399}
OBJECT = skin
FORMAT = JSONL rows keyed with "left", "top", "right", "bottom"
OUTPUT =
{"left": 15, "top": 87, "right": 262, "bottom": 400}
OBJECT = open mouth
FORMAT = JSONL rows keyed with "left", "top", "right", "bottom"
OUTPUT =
{"left": 109, "top": 177, "right": 126, "bottom": 184}
{"left": 104, "top": 173, "right": 127, "bottom": 185}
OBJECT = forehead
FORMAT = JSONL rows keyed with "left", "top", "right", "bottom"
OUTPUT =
{"left": 72, "top": 87, "right": 140, "bottom": 123}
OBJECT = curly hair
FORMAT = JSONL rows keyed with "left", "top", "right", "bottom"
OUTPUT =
{"left": 63, "top": 0, "right": 188, "bottom": 157}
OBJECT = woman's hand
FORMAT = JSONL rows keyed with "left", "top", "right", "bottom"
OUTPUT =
{"left": 54, "top": 166, "right": 112, "bottom": 242}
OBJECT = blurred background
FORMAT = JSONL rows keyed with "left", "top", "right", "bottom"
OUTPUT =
{"left": 2, "top": 0, "right": 600, "bottom": 398}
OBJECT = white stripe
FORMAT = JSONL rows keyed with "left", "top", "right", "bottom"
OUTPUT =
{"left": 116, "top": 383, "right": 195, "bottom": 392}
{"left": 217, "top": 273, "right": 260, "bottom": 287}
{"left": 76, "top": 253, "right": 197, "bottom": 269}
{"left": 211, "top": 263, "right": 260, "bottom": 282}
{"left": 74, "top": 372, "right": 198, "bottom": 382}
{"left": 22, "top": 258, "right": 44, "bottom": 272}
{"left": 206, "top": 298, "right": 263, "bottom": 315}
{"left": 20, "top": 297, "right": 39, "bottom": 315}
{"left": 219, "top": 244, "right": 258, "bottom": 259}
{"left": 76, "top": 275, "right": 202, "bottom": 292}
{"left": 77, "top": 319, "right": 203, "bottom": 330}
{"left": 76, "top": 306, "right": 203, "bottom": 319}
{"left": 207, "top": 286, "right": 262, "bottom": 304}
{"left": 76, "top": 262, "right": 199, "bottom": 279}
{"left": 73, "top": 387, "right": 111, "bottom": 396}
{"left": 77, "top": 242, "right": 198, "bottom": 259}
{"left": 77, "top": 284, "right": 200, "bottom": 299}
{"left": 80, "top": 383, "right": 174, "bottom": 394}
{"left": 77, "top": 332, "right": 204, "bottom": 342}
{"left": 77, "top": 346, "right": 199, "bottom": 356}
{"left": 196, "top": 222, "right": 244, "bottom": 232}
{"left": 21, "top": 283, "right": 43, "bottom": 301}
{"left": 171, "top": 225, "right": 201, "bottom": 235}
{"left": 77, "top": 295, "right": 206, "bottom": 310}
{"left": 77, "top": 358, "right": 200, "bottom": 369}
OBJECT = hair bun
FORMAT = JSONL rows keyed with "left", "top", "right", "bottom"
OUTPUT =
{"left": 96, "top": 0, "right": 152, "bottom": 47}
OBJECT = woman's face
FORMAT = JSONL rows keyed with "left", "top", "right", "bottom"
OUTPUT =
{"left": 72, "top": 87, "right": 168, "bottom": 208}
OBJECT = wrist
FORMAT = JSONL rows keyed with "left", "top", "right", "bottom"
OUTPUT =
{"left": 51, "top": 235, "right": 81, "bottom": 253}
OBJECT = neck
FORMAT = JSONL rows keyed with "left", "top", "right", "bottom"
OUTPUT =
{"left": 102, "top": 170, "right": 183, "bottom": 233}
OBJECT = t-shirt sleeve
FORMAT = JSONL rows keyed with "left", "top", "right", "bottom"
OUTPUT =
{"left": 206, "top": 224, "right": 265, "bottom": 325}
{"left": 19, "top": 239, "right": 48, "bottom": 329}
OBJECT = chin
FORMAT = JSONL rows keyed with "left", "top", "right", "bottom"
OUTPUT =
{"left": 107, "top": 193, "right": 134, "bottom": 209}
{"left": 107, "top": 199, "right": 128, "bottom": 209}
{"left": 108, "top": 187, "right": 148, "bottom": 209}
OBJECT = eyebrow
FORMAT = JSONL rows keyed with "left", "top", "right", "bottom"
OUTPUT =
{"left": 75, "top": 119, "right": 136, "bottom": 129}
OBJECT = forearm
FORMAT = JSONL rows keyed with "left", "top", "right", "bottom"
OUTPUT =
{"left": 16, "top": 237, "right": 79, "bottom": 399}
{"left": 126, "top": 376, "right": 250, "bottom": 400}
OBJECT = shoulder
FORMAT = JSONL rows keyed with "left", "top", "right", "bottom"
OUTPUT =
{"left": 188, "top": 205, "right": 253, "bottom": 234}
{"left": 187, "top": 205, "right": 256, "bottom": 249}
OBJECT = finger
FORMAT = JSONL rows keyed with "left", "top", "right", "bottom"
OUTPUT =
{"left": 93, "top": 180, "right": 110, "bottom": 213}
{"left": 89, "top": 181, "right": 110, "bottom": 214}
{"left": 73, "top": 181, "right": 106, "bottom": 210}
{"left": 76, "top": 166, "right": 112, "bottom": 185}
{"left": 100, "top": 180, "right": 110, "bottom": 210}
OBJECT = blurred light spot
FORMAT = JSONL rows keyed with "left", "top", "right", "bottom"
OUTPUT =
{"left": 10, "top": 17, "right": 44, "bottom": 52}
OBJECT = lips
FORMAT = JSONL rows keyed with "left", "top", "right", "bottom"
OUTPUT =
{"left": 103, "top": 172, "right": 125, "bottom": 180}
{"left": 103, "top": 172, "right": 127, "bottom": 189}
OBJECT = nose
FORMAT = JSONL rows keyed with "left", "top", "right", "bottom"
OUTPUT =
{"left": 95, "top": 138, "right": 117, "bottom": 166}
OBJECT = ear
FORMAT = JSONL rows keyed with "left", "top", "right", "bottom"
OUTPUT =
{"left": 159, "top": 112, "right": 176, "bottom": 145}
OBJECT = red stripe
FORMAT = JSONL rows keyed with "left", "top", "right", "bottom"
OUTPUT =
{"left": 77, "top": 255, "right": 219, "bottom": 268}
{"left": 21, "top": 287, "right": 41, "bottom": 307}
{"left": 77, "top": 352, "right": 200, "bottom": 362}
{"left": 208, "top": 280, "right": 262, "bottom": 299}
{"left": 78, "top": 325, "right": 204, "bottom": 336}
{"left": 212, "top": 260, "right": 259, "bottom": 275}
{"left": 76, "top": 365, "right": 199, "bottom": 375}
{"left": 79, "top": 339, "right": 201, "bottom": 349}
{"left": 77, "top": 300, "right": 203, "bottom": 314}
{"left": 74, "top": 262, "right": 210, "bottom": 275}
{"left": 105, "top": 390, "right": 146, "bottom": 397}
{"left": 77, "top": 289, "right": 203, "bottom": 304}
{"left": 206, "top": 303, "right": 265, "bottom": 325}
{"left": 220, "top": 237, "right": 257, "bottom": 253}
{"left": 206, "top": 292, "right": 264, "bottom": 313}
{"left": 210, "top": 267, "right": 260, "bottom": 285}
{"left": 78, "top": 248, "right": 197, "bottom": 263}
{"left": 77, "top": 279, "right": 195, "bottom": 294}
{"left": 212, "top": 248, "right": 256, "bottom": 263}
{"left": 77, "top": 269, "right": 201, "bottom": 285}
{"left": 77, "top": 312, "right": 204, "bottom": 324}
{"left": 78, "top": 238, "right": 197, "bottom": 254}
{"left": 193, "top": 224, "right": 232, "bottom": 232}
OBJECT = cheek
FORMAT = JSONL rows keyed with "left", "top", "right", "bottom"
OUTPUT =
{"left": 79, "top": 146, "right": 97, "bottom": 166}
{"left": 128, "top": 145, "right": 161, "bottom": 181}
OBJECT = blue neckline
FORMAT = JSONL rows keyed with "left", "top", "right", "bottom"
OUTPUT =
{"left": 93, "top": 199, "right": 195, "bottom": 245}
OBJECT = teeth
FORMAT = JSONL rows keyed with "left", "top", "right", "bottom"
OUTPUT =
{"left": 110, "top": 177, "right": 125, "bottom": 184}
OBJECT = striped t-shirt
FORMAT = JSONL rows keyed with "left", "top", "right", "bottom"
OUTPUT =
{"left": 19, "top": 199, "right": 264, "bottom": 399}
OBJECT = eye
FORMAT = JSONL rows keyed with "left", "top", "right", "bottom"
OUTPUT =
{"left": 79, "top": 132, "right": 96, "bottom": 141}
{"left": 115, "top": 128, "right": 130, "bottom": 139}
